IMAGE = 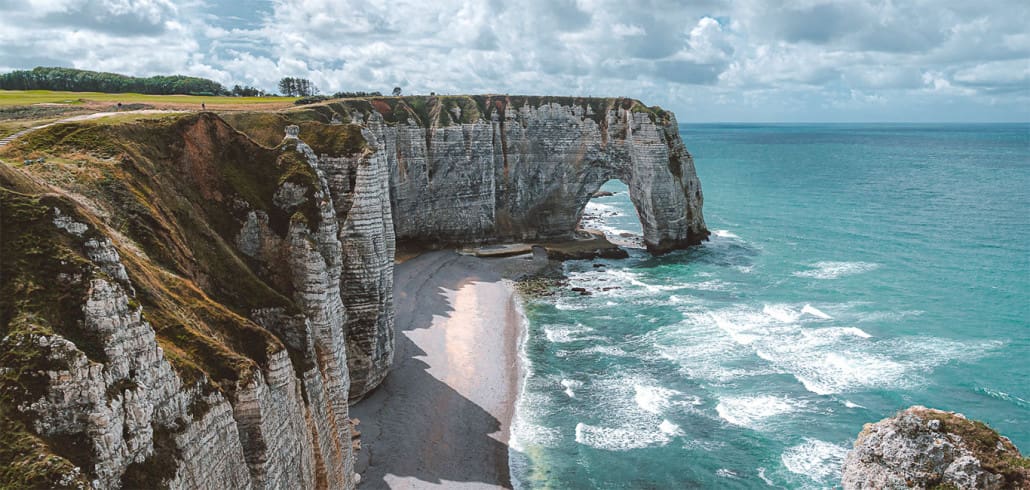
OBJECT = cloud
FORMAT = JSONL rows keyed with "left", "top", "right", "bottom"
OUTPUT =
{"left": 0, "top": 0, "right": 1026, "bottom": 121}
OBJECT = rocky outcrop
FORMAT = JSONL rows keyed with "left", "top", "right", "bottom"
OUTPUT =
{"left": 842, "top": 406, "right": 1029, "bottom": 489}
{"left": 346, "top": 96, "right": 708, "bottom": 254}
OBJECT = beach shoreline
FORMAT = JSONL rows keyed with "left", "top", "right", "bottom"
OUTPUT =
{"left": 351, "top": 250, "right": 544, "bottom": 489}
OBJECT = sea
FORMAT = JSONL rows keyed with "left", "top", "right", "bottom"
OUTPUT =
{"left": 509, "top": 123, "right": 1030, "bottom": 489}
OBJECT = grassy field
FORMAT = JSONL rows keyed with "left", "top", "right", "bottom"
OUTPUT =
{"left": 0, "top": 90, "right": 298, "bottom": 107}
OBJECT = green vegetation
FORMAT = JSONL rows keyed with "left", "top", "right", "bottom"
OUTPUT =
{"left": 0, "top": 89, "right": 296, "bottom": 107}
{"left": 0, "top": 413, "right": 90, "bottom": 489}
{"left": 914, "top": 408, "right": 1030, "bottom": 487}
{"left": 1, "top": 67, "right": 227, "bottom": 95}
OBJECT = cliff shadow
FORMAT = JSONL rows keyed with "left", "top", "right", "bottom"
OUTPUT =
{"left": 350, "top": 251, "right": 525, "bottom": 489}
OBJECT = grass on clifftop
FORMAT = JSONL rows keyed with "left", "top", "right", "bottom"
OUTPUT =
{"left": 912, "top": 408, "right": 1030, "bottom": 487}
{"left": 0, "top": 112, "right": 308, "bottom": 390}
{"left": 254, "top": 94, "right": 673, "bottom": 128}
{"left": 0, "top": 89, "right": 297, "bottom": 107}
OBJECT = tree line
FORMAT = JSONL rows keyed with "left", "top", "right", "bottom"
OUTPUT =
{"left": 0, "top": 67, "right": 397, "bottom": 99}
{"left": 0, "top": 67, "right": 232, "bottom": 95}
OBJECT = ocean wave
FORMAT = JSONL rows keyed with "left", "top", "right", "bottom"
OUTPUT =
{"left": 716, "top": 468, "right": 741, "bottom": 479}
{"left": 801, "top": 304, "right": 833, "bottom": 319}
{"left": 583, "top": 201, "right": 620, "bottom": 213}
{"left": 780, "top": 438, "right": 849, "bottom": 483}
{"left": 854, "top": 309, "right": 924, "bottom": 323}
{"left": 543, "top": 324, "right": 595, "bottom": 343}
{"left": 561, "top": 379, "right": 583, "bottom": 398}
{"left": 510, "top": 419, "right": 562, "bottom": 451}
{"left": 667, "top": 302, "right": 992, "bottom": 395}
{"left": 792, "top": 261, "right": 879, "bottom": 279}
{"left": 977, "top": 386, "right": 1030, "bottom": 409}
{"left": 712, "top": 229, "right": 740, "bottom": 239}
{"left": 715, "top": 395, "right": 805, "bottom": 430}
{"left": 633, "top": 385, "right": 701, "bottom": 414}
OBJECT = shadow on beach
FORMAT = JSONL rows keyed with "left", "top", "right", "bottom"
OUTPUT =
{"left": 351, "top": 251, "right": 525, "bottom": 489}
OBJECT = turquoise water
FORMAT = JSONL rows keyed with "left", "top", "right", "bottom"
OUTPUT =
{"left": 510, "top": 124, "right": 1030, "bottom": 488}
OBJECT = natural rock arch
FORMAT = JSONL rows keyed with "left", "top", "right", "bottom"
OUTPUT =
{"left": 355, "top": 96, "right": 709, "bottom": 253}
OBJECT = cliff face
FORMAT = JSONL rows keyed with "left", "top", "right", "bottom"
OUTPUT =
{"left": 0, "top": 96, "right": 706, "bottom": 488}
{"left": 842, "top": 406, "right": 1029, "bottom": 489}
{"left": 0, "top": 115, "right": 363, "bottom": 488}
{"left": 329, "top": 96, "right": 708, "bottom": 253}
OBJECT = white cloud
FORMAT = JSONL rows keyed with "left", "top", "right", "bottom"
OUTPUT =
{"left": 0, "top": 0, "right": 1027, "bottom": 121}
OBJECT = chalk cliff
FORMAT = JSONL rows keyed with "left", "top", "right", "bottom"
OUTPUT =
{"left": 280, "top": 96, "right": 709, "bottom": 253}
{"left": 0, "top": 96, "right": 707, "bottom": 488}
{"left": 842, "top": 406, "right": 1029, "bottom": 489}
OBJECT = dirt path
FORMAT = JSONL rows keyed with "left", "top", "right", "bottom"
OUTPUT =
{"left": 0, "top": 110, "right": 185, "bottom": 147}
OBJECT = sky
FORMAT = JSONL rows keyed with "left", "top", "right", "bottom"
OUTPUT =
{"left": 0, "top": 0, "right": 1028, "bottom": 122}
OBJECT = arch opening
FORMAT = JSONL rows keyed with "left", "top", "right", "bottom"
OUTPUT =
{"left": 576, "top": 179, "right": 646, "bottom": 249}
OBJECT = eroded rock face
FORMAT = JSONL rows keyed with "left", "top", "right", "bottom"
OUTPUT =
{"left": 842, "top": 406, "right": 1028, "bottom": 489}
{"left": 354, "top": 98, "right": 708, "bottom": 253}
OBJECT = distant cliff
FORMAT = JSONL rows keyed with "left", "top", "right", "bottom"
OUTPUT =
{"left": 0, "top": 96, "right": 707, "bottom": 488}
{"left": 842, "top": 406, "right": 1029, "bottom": 489}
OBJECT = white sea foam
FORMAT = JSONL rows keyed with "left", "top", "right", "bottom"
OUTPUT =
{"left": 781, "top": 438, "right": 849, "bottom": 483}
{"left": 757, "top": 467, "right": 775, "bottom": 486}
{"left": 715, "top": 395, "right": 803, "bottom": 430}
{"left": 543, "top": 324, "right": 595, "bottom": 343}
{"left": 979, "top": 387, "right": 1030, "bottom": 409}
{"left": 855, "top": 309, "right": 924, "bottom": 323}
{"left": 712, "top": 229, "right": 740, "bottom": 239}
{"left": 574, "top": 422, "right": 676, "bottom": 451}
{"left": 793, "top": 261, "right": 879, "bottom": 279}
{"left": 560, "top": 379, "right": 583, "bottom": 398}
{"left": 663, "top": 302, "right": 988, "bottom": 395}
{"left": 659, "top": 419, "right": 683, "bottom": 436}
{"left": 716, "top": 468, "right": 740, "bottom": 479}
{"left": 578, "top": 345, "right": 629, "bottom": 356}
{"left": 509, "top": 419, "right": 562, "bottom": 451}
{"left": 633, "top": 385, "right": 699, "bottom": 414}
{"left": 763, "top": 304, "right": 800, "bottom": 323}
{"left": 801, "top": 304, "right": 833, "bottom": 319}
{"left": 791, "top": 352, "right": 904, "bottom": 395}
{"left": 682, "top": 280, "right": 733, "bottom": 291}
{"left": 843, "top": 400, "right": 865, "bottom": 409}
{"left": 583, "top": 201, "right": 620, "bottom": 215}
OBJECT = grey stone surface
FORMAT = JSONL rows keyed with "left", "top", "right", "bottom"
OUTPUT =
{"left": 354, "top": 100, "right": 708, "bottom": 253}
{"left": 842, "top": 406, "right": 1025, "bottom": 489}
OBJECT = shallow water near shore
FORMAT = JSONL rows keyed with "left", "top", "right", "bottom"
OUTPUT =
{"left": 509, "top": 123, "right": 1030, "bottom": 488}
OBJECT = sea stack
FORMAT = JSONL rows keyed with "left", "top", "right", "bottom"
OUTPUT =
{"left": 841, "top": 406, "right": 1029, "bottom": 489}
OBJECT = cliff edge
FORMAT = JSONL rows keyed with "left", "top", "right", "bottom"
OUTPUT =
{"left": 842, "top": 406, "right": 1029, "bottom": 489}
{"left": 0, "top": 95, "right": 707, "bottom": 488}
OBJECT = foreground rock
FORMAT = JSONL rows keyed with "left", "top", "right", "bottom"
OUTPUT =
{"left": 842, "top": 406, "right": 1029, "bottom": 489}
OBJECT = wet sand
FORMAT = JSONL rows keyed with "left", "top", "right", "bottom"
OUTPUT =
{"left": 351, "top": 251, "right": 528, "bottom": 489}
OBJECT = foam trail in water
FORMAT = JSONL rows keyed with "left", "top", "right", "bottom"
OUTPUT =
{"left": 793, "top": 261, "right": 879, "bottom": 279}
{"left": 801, "top": 304, "right": 833, "bottom": 319}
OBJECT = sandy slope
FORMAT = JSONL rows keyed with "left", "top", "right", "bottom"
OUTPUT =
{"left": 351, "top": 251, "right": 527, "bottom": 489}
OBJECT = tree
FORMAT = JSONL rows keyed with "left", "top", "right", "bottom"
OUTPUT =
{"left": 392, "top": 86, "right": 402, "bottom": 96}
{"left": 278, "top": 77, "right": 318, "bottom": 97}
